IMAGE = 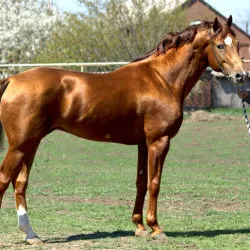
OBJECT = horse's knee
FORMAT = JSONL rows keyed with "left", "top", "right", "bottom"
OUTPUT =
{"left": 148, "top": 181, "right": 160, "bottom": 197}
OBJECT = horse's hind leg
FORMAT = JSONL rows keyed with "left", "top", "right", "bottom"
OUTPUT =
{"left": 132, "top": 144, "right": 150, "bottom": 237}
{"left": 12, "top": 144, "right": 42, "bottom": 244}
{"left": 0, "top": 129, "right": 43, "bottom": 245}
{"left": 0, "top": 148, "right": 26, "bottom": 207}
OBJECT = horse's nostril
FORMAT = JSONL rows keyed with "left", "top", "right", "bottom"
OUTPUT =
{"left": 236, "top": 73, "right": 242, "bottom": 81}
{"left": 236, "top": 72, "right": 248, "bottom": 82}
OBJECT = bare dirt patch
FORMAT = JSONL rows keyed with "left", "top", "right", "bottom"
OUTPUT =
{"left": 186, "top": 110, "right": 240, "bottom": 122}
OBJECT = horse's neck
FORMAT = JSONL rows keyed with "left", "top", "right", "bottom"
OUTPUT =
{"left": 150, "top": 42, "right": 208, "bottom": 101}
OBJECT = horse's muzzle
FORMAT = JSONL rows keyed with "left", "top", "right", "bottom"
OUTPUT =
{"left": 235, "top": 71, "right": 248, "bottom": 83}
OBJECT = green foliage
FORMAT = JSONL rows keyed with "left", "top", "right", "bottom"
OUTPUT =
{"left": 210, "top": 108, "right": 244, "bottom": 116}
{"left": 34, "top": 0, "right": 187, "bottom": 66}
{"left": 0, "top": 0, "right": 58, "bottom": 64}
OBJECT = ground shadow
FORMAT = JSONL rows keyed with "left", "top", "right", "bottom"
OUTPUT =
{"left": 166, "top": 228, "right": 250, "bottom": 238}
{"left": 44, "top": 230, "right": 134, "bottom": 243}
{"left": 45, "top": 228, "right": 250, "bottom": 244}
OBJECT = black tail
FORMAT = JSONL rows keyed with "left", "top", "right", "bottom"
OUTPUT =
{"left": 0, "top": 78, "right": 10, "bottom": 150}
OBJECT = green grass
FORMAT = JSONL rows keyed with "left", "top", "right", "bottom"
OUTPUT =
{"left": 0, "top": 117, "right": 250, "bottom": 249}
{"left": 209, "top": 108, "right": 244, "bottom": 116}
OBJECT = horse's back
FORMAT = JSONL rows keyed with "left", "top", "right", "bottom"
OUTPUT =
{"left": 0, "top": 65, "right": 182, "bottom": 145}
{"left": 0, "top": 67, "right": 146, "bottom": 144}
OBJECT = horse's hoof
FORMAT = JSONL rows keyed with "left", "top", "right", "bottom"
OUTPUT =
{"left": 135, "top": 229, "right": 150, "bottom": 237}
{"left": 26, "top": 236, "right": 43, "bottom": 245}
{"left": 152, "top": 232, "right": 168, "bottom": 241}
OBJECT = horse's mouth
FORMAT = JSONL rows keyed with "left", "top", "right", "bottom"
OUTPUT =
{"left": 233, "top": 80, "right": 245, "bottom": 86}
{"left": 229, "top": 76, "right": 247, "bottom": 86}
{"left": 226, "top": 71, "right": 248, "bottom": 86}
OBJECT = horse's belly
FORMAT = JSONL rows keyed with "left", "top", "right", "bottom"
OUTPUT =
{"left": 59, "top": 119, "right": 145, "bottom": 145}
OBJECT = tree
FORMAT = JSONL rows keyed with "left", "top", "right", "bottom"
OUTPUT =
{"left": 34, "top": 0, "right": 187, "bottom": 68}
{"left": 0, "top": 0, "right": 58, "bottom": 64}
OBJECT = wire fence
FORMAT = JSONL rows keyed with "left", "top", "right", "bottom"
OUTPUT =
{"left": 1, "top": 59, "right": 249, "bottom": 77}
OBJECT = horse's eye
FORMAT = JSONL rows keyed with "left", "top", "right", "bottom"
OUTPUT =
{"left": 217, "top": 44, "right": 224, "bottom": 49}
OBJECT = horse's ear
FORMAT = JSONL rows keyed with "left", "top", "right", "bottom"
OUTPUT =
{"left": 213, "top": 17, "right": 220, "bottom": 32}
{"left": 226, "top": 15, "right": 233, "bottom": 27}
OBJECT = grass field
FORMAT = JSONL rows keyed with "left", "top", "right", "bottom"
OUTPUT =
{"left": 0, "top": 112, "right": 250, "bottom": 249}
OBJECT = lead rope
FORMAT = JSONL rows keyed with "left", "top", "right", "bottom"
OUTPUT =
{"left": 242, "top": 100, "right": 250, "bottom": 134}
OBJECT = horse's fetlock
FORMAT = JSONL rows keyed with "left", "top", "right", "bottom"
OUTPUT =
{"left": 146, "top": 214, "right": 157, "bottom": 227}
{"left": 19, "top": 224, "right": 27, "bottom": 233}
{"left": 132, "top": 214, "right": 142, "bottom": 224}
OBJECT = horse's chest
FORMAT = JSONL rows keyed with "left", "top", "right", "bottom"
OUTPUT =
{"left": 144, "top": 103, "right": 183, "bottom": 140}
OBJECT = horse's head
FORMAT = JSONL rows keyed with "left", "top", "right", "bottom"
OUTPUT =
{"left": 206, "top": 15, "right": 247, "bottom": 85}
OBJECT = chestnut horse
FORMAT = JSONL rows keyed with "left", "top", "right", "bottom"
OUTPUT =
{"left": 0, "top": 16, "right": 247, "bottom": 244}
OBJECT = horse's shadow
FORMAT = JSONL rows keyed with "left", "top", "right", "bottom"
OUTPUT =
{"left": 166, "top": 228, "right": 250, "bottom": 238}
{"left": 45, "top": 228, "right": 250, "bottom": 244}
{"left": 44, "top": 230, "right": 134, "bottom": 243}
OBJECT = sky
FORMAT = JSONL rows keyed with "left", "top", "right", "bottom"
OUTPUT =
{"left": 53, "top": 0, "right": 250, "bottom": 31}
{"left": 53, "top": 0, "right": 80, "bottom": 13}
{"left": 205, "top": 0, "right": 250, "bottom": 30}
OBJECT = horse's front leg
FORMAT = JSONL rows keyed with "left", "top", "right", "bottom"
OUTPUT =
{"left": 146, "top": 136, "right": 170, "bottom": 239}
{"left": 132, "top": 143, "right": 150, "bottom": 237}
